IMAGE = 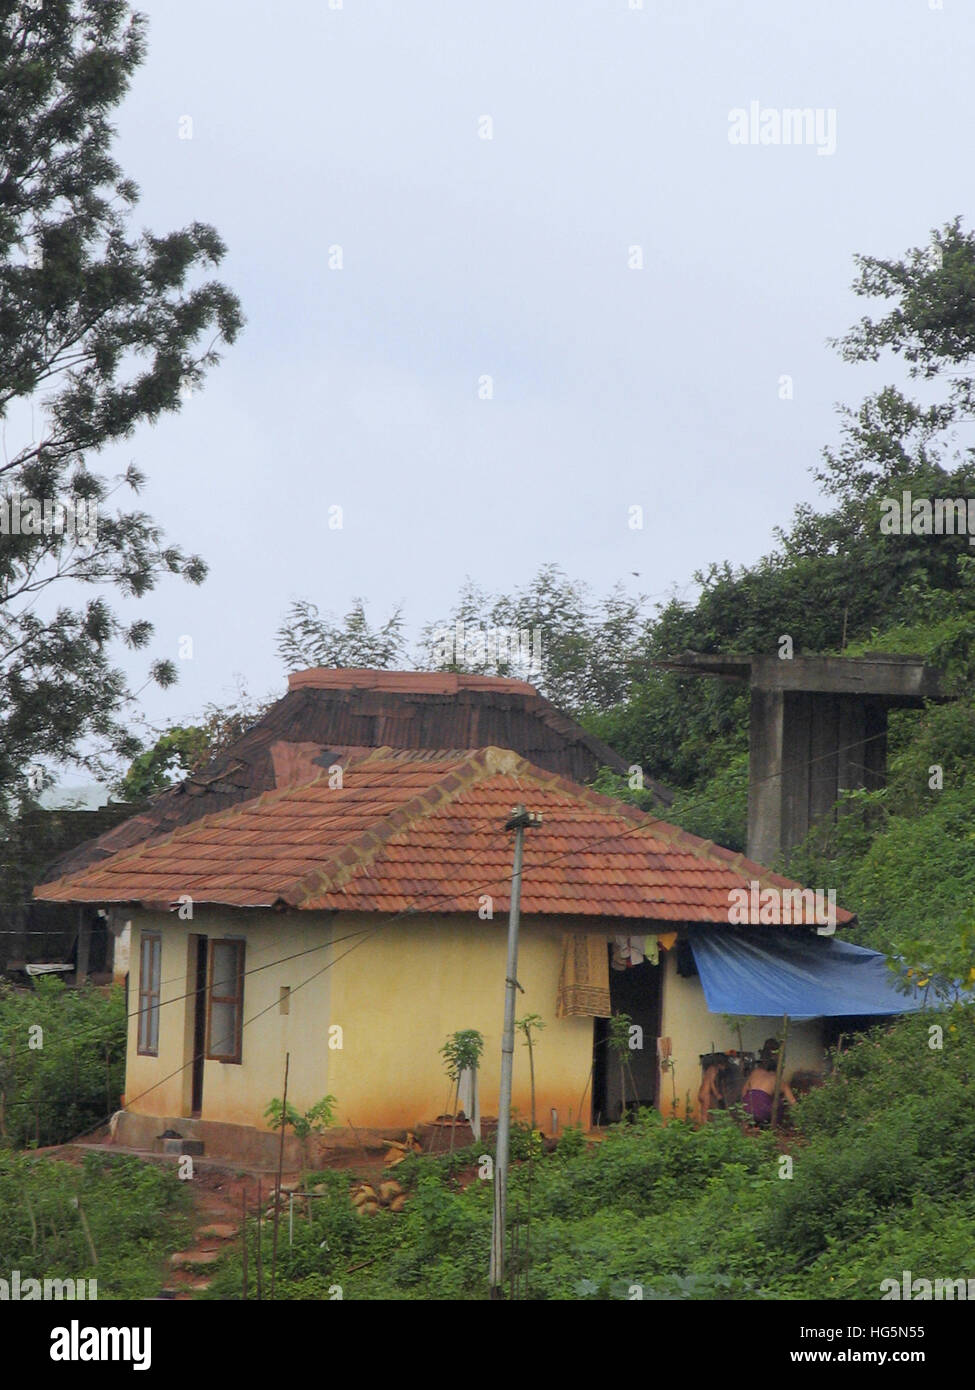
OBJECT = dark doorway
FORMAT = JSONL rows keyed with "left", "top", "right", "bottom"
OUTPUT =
{"left": 592, "top": 950, "right": 662, "bottom": 1125}
{"left": 190, "top": 935, "right": 208, "bottom": 1117}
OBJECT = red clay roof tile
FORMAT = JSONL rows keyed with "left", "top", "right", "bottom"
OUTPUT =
{"left": 35, "top": 747, "right": 854, "bottom": 929}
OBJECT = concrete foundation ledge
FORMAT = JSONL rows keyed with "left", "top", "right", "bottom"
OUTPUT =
{"left": 111, "top": 1113, "right": 442, "bottom": 1168}
{"left": 115, "top": 1113, "right": 305, "bottom": 1167}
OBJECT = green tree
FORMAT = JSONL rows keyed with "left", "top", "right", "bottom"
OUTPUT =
{"left": 116, "top": 682, "right": 275, "bottom": 800}
{"left": 115, "top": 726, "right": 209, "bottom": 800}
{"left": 588, "top": 222, "right": 975, "bottom": 794}
{"left": 0, "top": 0, "right": 243, "bottom": 818}
{"left": 276, "top": 597, "right": 406, "bottom": 672}
{"left": 440, "top": 1029, "right": 483, "bottom": 1153}
{"left": 419, "top": 565, "right": 649, "bottom": 712}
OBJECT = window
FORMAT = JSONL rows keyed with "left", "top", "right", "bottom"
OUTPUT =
{"left": 206, "top": 939, "right": 245, "bottom": 1063}
{"left": 137, "top": 934, "right": 162, "bottom": 1055}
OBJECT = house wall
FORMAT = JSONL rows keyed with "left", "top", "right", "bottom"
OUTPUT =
{"left": 324, "top": 914, "right": 594, "bottom": 1132}
{"left": 656, "top": 945, "right": 825, "bottom": 1119}
{"left": 124, "top": 909, "right": 593, "bottom": 1136}
{"left": 124, "top": 909, "right": 335, "bottom": 1129}
{"left": 124, "top": 912, "right": 830, "bottom": 1140}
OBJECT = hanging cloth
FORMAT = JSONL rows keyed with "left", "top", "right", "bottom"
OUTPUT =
{"left": 556, "top": 932, "right": 611, "bottom": 1017}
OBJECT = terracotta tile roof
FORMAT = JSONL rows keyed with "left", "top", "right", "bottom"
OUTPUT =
{"left": 39, "top": 669, "right": 672, "bottom": 885}
{"left": 35, "top": 748, "right": 854, "bottom": 929}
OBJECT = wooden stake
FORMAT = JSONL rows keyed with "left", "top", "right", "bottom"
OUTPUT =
{"left": 270, "top": 1052, "right": 289, "bottom": 1300}
{"left": 449, "top": 1077, "right": 459, "bottom": 1154}
{"left": 576, "top": 1061, "right": 594, "bottom": 1127}
{"left": 256, "top": 1178, "right": 263, "bottom": 1300}
{"left": 241, "top": 1186, "right": 248, "bottom": 1300}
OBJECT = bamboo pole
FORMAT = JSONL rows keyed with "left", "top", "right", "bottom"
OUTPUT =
{"left": 449, "top": 1076, "right": 460, "bottom": 1154}
{"left": 270, "top": 1052, "right": 290, "bottom": 1300}
{"left": 576, "top": 1060, "right": 594, "bottom": 1127}
{"left": 256, "top": 1178, "right": 263, "bottom": 1300}
{"left": 241, "top": 1186, "right": 248, "bottom": 1300}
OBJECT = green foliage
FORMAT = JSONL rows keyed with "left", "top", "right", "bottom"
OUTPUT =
{"left": 554, "top": 1123, "right": 587, "bottom": 1160}
{"left": 606, "top": 1012, "right": 632, "bottom": 1060}
{"left": 0, "top": 1151, "right": 191, "bottom": 1299}
{"left": 277, "top": 597, "right": 407, "bottom": 673}
{"left": 418, "top": 566, "right": 649, "bottom": 711}
{"left": 0, "top": 0, "right": 242, "bottom": 796}
{"left": 115, "top": 683, "right": 276, "bottom": 800}
{"left": 587, "top": 766, "right": 658, "bottom": 813}
{"left": 205, "top": 1014, "right": 975, "bottom": 1300}
{"left": 440, "top": 1029, "right": 484, "bottom": 1082}
{"left": 515, "top": 1013, "right": 545, "bottom": 1042}
{"left": 0, "top": 977, "right": 125, "bottom": 1147}
{"left": 665, "top": 751, "right": 749, "bottom": 851}
{"left": 264, "top": 1095, "right": 336, "bottom": 1141}
{"left": 765, "top": 1006, "right": 975, "bottom": 1293}
{"left": 281, "top": 565, "right": 655, "bottom": 715}
{"left": 117, "top": 725, "right": 209, "bottom": 800}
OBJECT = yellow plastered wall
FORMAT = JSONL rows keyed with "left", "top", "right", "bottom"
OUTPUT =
{"left": 125, "top": 910, "right": 334, "bottom": 1128}
{"left": 325, "top": 913, "right": 594, "bottom": 1132}
{"left": 125, "top": 910, "right": 593, "bottom": 1134}
{"left": 125, "top": 912, "right": 830, "bottom": 1135}
{"left": 657, "top": 945, "right": 825, "bottom": 1119}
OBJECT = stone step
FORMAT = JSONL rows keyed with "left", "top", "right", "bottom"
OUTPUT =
{"left": 170, "top": 1249, "right": 220, "bottom": 1268}
{"left": 197, "top": 1223, "right": 239, "bottom": 1240}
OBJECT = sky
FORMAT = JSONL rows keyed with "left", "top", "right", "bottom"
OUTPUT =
{"left": 31, "top": 0, "right": 975, "bottom": 784}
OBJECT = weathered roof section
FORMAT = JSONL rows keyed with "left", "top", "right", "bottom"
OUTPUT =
{"left": 41, "top": 669, "right": 670, "bottom": 883}
{"left": 36, "top": 747, "right": 853, "bottom": 929}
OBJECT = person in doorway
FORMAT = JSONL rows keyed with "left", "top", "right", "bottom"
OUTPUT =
{"left": 740, "top": 1038, "right": 795, "bottom": 1125}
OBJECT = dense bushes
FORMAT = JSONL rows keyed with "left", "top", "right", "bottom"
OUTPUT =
{"left": 0, "top": 1151, "right": 191, "bottom": 1299}
{"left": 0, "top": 977, "right": 125, "bottom": 1147}
{"left": 199, "top": 1008, "right": 974, "bottom": 1301}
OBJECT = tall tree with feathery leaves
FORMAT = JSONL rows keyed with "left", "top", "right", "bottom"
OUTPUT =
{"left": 0, "top": 0, "right": 242, "bottom": 811}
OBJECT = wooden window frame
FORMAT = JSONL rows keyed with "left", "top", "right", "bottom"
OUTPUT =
{"left": 137, "top": 933, "right": 162, "bottom": 1056}
{"left": 205, "top": 938, "right": 245, "bottom": 1064}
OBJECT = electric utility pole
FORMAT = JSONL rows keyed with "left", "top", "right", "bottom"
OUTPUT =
{"left": 489, "top": 803, "right": 542, "bottom": 1300}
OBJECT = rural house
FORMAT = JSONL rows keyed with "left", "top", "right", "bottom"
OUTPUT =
{"left": 36, "top": 669, "right": 928, "bottom": 1165}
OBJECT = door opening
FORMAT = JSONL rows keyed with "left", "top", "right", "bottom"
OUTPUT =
{"left": 190, "top": 935, "right": 208, "bottom": 1117}
{"left": 592, "top": 948, "right": 661, "bottom": 1125}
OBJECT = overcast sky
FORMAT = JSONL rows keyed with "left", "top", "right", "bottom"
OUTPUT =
{"left": 52, "top": 0, "right": 975, "bottom": 780}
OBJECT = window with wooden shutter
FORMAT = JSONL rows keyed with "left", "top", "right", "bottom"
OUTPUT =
{"left": 206, "top": 939, "right": 245, "bottom": 1063}
{"left": 137, "top": 933, "right": 162, "bottom": 1055}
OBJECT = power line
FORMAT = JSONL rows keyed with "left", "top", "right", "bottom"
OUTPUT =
{"left": 0, "top": 711, "right": 908, "bottom": 929}
{"left": 1, "top": 716, "right": 915, "bottom": 1139}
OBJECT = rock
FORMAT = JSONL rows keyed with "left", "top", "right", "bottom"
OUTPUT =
{"left": 389, "top": 1194, "right": 407, "bottom": 1212}
{"left": 197, "top": 1223, "right": 238, "bottom": 1240}
{"left": 169, "top": 1250, "right": 220, "bottom": 1267}
{"left": 379, "top": 1181, "right": 402, "bottom": 1202}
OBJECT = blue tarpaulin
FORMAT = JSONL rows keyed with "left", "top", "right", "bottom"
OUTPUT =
{"left": 689, "top": 928, "right": 930, "bottom": 1019}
